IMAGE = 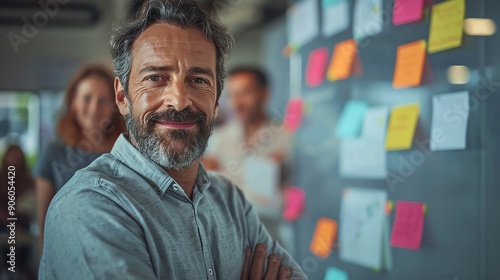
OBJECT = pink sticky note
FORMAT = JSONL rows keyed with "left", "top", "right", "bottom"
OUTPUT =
{"left": 305, "top": 47, "right": 329, "bottom": 88}
{"left": 393, "top": 0, "right": 425, "bottom": 25}
{"left": 283, "top": 187, "right": 305, "bottom": 221}
{"left": 390, "top": 201, "right": 425, "bottom": 250}
{"left": 283, "top": 97, "right": 304, "bottom": 132}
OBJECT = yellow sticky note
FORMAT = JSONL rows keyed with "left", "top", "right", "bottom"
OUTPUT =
{"left": 309, "top": 218, "right": 338, "bottom": 258}
{"left": 327, "top": 39, "right": 357, "bottom": 81}
{"left": 428, "top": 0, "right": 465, "bottom": 53}
{"left": 393, "top": 40, "right": 427, "bottom": 89}
{"left": 385, "top": 104, "right": 420, "bottom": 151}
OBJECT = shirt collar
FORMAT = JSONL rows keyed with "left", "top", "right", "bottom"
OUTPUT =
{"left": 111, "top": 134, "right": 211, "bottom": 197}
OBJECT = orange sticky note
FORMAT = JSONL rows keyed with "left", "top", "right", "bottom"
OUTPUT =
{"left": 390, "top": 201, "right": 425, "bottom": 250}
{"left": 327, "top": 39, "right": 357, "bottom": 81}
{"left": 309, "top": 218, "right": 338, "bottom": 258}
{"left": 306, "top": 47, "right": 329, "bottom": 87}
{"left": 393, "top": 40, "right": 426, "bottom": 89}
{"left": 283, "top": 97, "right": 304, "bottom": 132}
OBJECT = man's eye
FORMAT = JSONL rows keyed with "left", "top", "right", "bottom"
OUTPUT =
{"left": 146, "top": 75, "right": 162, "bottom": 82}
{"left": 192, "top": 77, "right": 208, "bottom": 84}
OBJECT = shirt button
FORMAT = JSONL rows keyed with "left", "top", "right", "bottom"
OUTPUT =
{"left": 155, "top": 189, "right": 161, "bottom": 195}
{"left": 173, "top": 184, "right": 179, "bottom": 191}
{"left": 208, "top": 268, "right": 213, "bottom": 276}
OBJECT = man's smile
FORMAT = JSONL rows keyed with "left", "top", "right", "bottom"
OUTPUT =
{"left": 156, "top": 120, "right": 197, "bottom": 129}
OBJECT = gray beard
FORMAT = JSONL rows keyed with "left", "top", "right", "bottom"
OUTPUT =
{"left": 124, "top": 108, "right": 214, "bottom": 170}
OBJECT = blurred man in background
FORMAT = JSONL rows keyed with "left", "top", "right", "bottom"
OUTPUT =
{"left": 204, "top": 66, "right": 292, "bottom": 242}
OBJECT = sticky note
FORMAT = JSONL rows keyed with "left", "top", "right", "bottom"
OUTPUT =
{"left": 283, "top": 187, "right": 305, "bottom": 221}
{"left": 324, "top": 267, "right": 349, "bottom": 280}
{"left": 283, "top": 97, "right": 304, "bottom": 132}
{"left": 393, "top": 0, "right": 424, "bottom": 25}
{"left": 287, "top": 0, "right": 319, "bottom": 49}
{"left": 362, "top": 106, "right": 389, "bottom": 142}
{"left": 393, "top": 40, "right": 426, "bottom": 89}
{"left": 385, "top": 104, "right": 420, "bottom": 151}
{"left": 428, "top": 0, "right": 465, "bottom": 53}
{"left": 390, "top": 201, "right": 425, "bottom": 250}
{"left": 306, "top": 47, "right": 329, "bottom": 88}
{"left": 336, "top": 100, "right": 368, "bottom": 138}
{"left": 322, "top": 0, "right": 349, "bottom": 37}
{"left": 353, "top": 0, "right": 383, "bottom": 41}
{"left": 310, "top": 218, "right": 338, "bottom": 258}
{"left": 430, "top": 91, "right": 470, "bottom": 151}
{"left": 327, "top": 39, "right": 357, "bottom": 81}
{"left": 339, "top": 188, "right": 388, "bottom": 269}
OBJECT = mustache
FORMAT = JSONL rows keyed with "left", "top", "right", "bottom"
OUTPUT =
{"left": 148, "top": 108, "right": 207, "bottom": 124}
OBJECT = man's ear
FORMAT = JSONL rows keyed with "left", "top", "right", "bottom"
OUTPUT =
{"left": 214, "top": 101, "right": 219, "bottom": 119}
{"left": 115, "top": 77, "right": 129, "bottom": 116}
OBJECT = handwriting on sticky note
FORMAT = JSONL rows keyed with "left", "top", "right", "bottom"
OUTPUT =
{"left": 390, "top": 201, "right": 425, "bottom": 250}
{"left": 327, "top": 39, "right": 357, "bottom": 81}
{"left": 283, "top": 97, "right": 304, "bottom": 132}
{"left": 324, "top": 266, "right": 349, "bottom": 280}
{"left": 306, "top": 47, "right": 329, "bottom": 87}
{"left": 428, "top": 0, "right": 465, "bottom": 53}
{"left": 393, "top": 40, "right": 426, "bottom": 89}
{"left": 310, "top": 218, "right": 338, "bottom": 258}
{"left": 385, "top": 104, "right": 419, "bottom": 150}
{"left": 283, "top": 187, "right": 305, "bottom": 221}
{"left": 336, "top": 100, "right": 368, "bottom": 138}
{"left": 393, "top": 0, "right": 424, "bottom": 25}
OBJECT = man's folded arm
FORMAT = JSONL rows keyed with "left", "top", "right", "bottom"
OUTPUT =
{"left": 40, "top": 185, "right": 156, "bottom": 280}
{"left": 237, "top": 187, "right": 308, "bottom": 280}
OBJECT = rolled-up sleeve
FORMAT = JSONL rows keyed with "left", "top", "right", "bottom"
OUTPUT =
{"left": 39, "top": 185, "right": 157, "bottom": 280}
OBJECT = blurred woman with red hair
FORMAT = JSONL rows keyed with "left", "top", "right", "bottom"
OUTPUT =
{"left": 34, "top": 64, "right": 125, "bottom": 255}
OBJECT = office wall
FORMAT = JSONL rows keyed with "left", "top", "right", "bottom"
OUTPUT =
{"left": 263, "top": 0, "right": 500, "bottom": 279}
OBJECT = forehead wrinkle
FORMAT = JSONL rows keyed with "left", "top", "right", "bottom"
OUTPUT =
{"left": 129, "top": 24, "right": 217, "bottom": 82}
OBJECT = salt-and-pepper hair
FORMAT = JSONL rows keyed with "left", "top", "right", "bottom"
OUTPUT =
{"left": 109, "top": 0, "right": 234, "bottom": 101}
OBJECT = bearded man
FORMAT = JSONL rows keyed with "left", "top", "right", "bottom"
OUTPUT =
{"left": 38, "top": 0, "right": 306, "bottom": 279}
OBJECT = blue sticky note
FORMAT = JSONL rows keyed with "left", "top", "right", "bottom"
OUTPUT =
{"left": 336, "top": 100, "right": 368, "bottom": 138}
{"left": 324, "top": 267, "right": 348, "bottom": 280}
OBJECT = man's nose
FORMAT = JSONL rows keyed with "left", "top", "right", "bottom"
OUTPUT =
{"left": 163, "top": 79, "right": 192, "bottom": 111}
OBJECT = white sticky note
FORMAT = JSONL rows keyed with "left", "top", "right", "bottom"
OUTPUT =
{"left": 362, "top": 106, "right": 389, "bottom": 142}
{"left": 287, "top": 0, "right": 319, "bottom": 48}
{"left": 430, "top": 91, "right": 469, "bottom": 151}
{"left": 322, "top": 0, "right": 349, "bottom": 37}
{"left": 339, "top": 139, "right": 387, "bottom": 179}
{"left": 340, "top": 187, "right": 388, "bottom": 270}
{"left": 242, "top": 157, "right": 280, "bottom": 199}
{"left": 353, "top": 0, "right": 384, "bottom": 41}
